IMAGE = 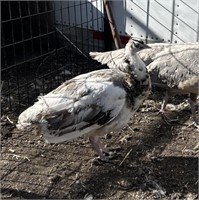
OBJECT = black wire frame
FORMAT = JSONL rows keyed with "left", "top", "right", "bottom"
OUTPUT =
{"left": 1, "top": 1, "right": 105, "bottom": 114}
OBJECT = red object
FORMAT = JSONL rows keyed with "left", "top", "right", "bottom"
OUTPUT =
{"left": 93, "top": 31, "right": 130, "bottom": 45}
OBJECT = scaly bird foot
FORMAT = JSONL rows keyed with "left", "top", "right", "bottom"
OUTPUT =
{"left": 89, "top": 136, "right": 114, "bottom": 161}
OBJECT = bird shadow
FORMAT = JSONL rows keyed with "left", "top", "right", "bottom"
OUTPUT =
{"left": 69, "top": 109, "right": 198, "bottom": 199}
{"left": 1, "top": 188, "right": 46, "bottom": 199}
{"left": 1, "top": 108, "right": 197, "bottom": 199}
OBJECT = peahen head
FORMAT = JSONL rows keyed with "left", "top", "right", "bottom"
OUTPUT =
{"left": 125, "top": 38, "right": 150, "bottom": 56}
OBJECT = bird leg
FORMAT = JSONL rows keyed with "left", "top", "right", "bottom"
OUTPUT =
{"left": 158, "top": 91, "right": 178, "bottom": 124}
{"left": 158, "top": 91, "right": 168, "bottom": 115}
{"left": 188, "top": 93, "right": 199, "bottom": 128}
{"left": 89, "top": 136, "right": 110, "bottom": 161}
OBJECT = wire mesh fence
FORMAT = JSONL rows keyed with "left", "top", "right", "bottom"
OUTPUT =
{"left": 1, "top": 2, "right": 106, "bottom": 197}
{"left": 1, "top": 1, "right": 199, "bottom": 199}
{"left": 1, "top": 1, "right": 105, "bottom": 115}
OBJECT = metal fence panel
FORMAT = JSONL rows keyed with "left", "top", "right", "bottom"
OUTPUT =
{"left": 1, "top": 1, "right": 105, "bottom": 114}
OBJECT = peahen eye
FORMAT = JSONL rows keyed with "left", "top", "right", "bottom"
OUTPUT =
{"left": 134, "top": 43, "right": 140, "bottom": 48}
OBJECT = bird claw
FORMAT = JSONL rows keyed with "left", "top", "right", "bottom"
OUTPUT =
{"left": 119, "top": 135, "right": 131, "bottom": 144}
{"left": 187, "top": 122, "right": 199, "bottom": 130}
{"left": 158, "top": 110, "right": 178, "bottom": 125}
{"left": 99, "top": 150, "right": 118, "bottom": 161}
{"left": 89, "top": 136, "right": 119, "bottom": 162}
{"left": 89, "top": 151, "right": 117, "bottom": 167}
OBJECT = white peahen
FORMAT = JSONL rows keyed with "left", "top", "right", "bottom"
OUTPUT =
{"left": 17, "top": 38, "right": 151, "bottom": 160}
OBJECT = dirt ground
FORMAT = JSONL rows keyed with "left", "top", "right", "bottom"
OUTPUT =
{"left": 1, "top": 93, "right": 199, "bottom": 199}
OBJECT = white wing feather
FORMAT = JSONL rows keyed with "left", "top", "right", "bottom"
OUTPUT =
{"left": 89, "top": 42, "right": 199, "bottom": 92}
{"left": 17, "top": 69, "right": 128, "bottom": 143}
{"left": 90, "top": 42, "right": 199, "bottom": 68}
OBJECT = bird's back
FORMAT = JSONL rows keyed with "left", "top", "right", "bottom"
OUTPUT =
{"left": 147, "top": 45, "right": 199, "bottom": 93}
{"left": 17, "top": 68, "right": 150, "bottom": 143}
{"left": 90, "top": 42, "right": 199, "bottom": 94}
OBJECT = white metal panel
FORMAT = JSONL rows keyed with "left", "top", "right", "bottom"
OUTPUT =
{"left": 172, "top": 0, "right": 199, "bottom": 43}
{"left": 125, "top": 0, "right": 149, "bottom": 37}
{"left": 109, "top": 1, "right": 131, "bottom": 35}
{"left": 111, "top": 0, "right": 199, "bottom": 43}
{"left": 145, "top": 0, "right": 174, "bottom": 41}
{"left": 112, "top": 0, "right": 174, "bottom": 42}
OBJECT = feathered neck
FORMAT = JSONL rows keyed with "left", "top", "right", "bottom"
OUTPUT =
{"left": 117, "top": 52, "right": 147, "bottom": 82}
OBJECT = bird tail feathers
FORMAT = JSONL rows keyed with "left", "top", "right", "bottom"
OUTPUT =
{"left": 178, "top": 76, "right": 199, "bottom": 91}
